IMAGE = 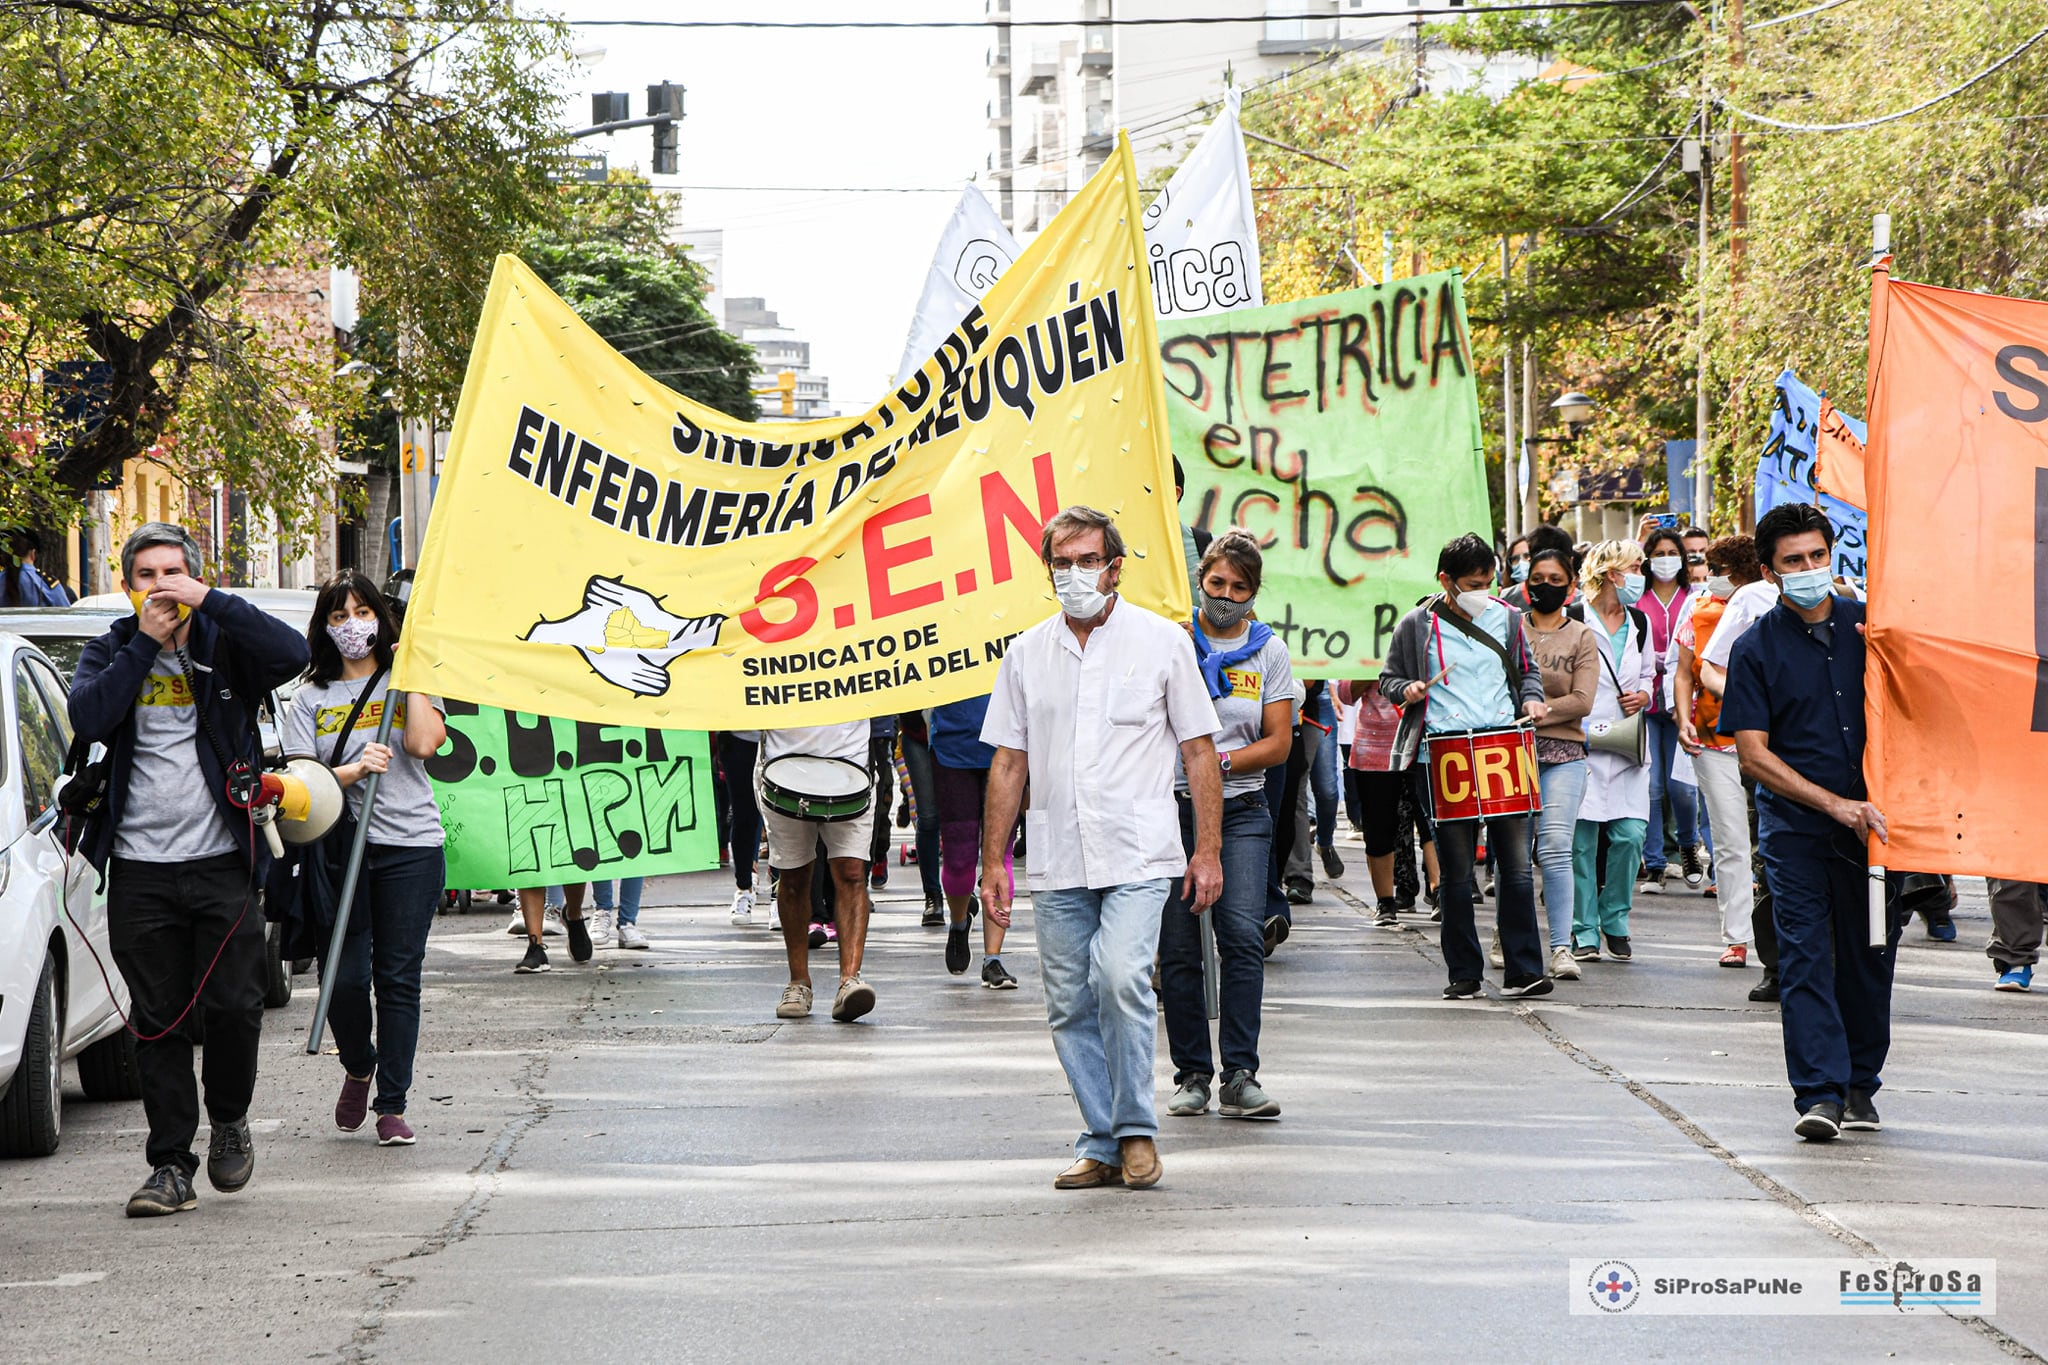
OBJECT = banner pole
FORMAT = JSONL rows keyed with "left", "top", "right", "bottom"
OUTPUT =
{"left": 1864, "top": 213, "right": 1891, "bottom": 951}
{"left": 306, "top": 700, "right": 401, "bottom": 1055}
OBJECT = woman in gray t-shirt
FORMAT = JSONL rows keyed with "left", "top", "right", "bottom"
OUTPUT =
{"left": 1161, "top": 531, "right": 1296, "bottom": 1122}
{"left": 281, "top": 570, "right": 447, "bottom": 1148}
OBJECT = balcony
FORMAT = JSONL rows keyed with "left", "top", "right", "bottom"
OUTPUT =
{"left": 1019, "top": 142, "right": 1039, "bottom": 166}
{"left": 987, "top": 38, "right": 1010, "bottom": 75}
{"left": 1019, "top": 58, "right": 1056, "bottom": 96}
{"left": 987, "top": 96, "right": 1011, "bottom": 128}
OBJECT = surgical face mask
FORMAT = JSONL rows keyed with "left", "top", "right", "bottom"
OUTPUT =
{"left": 1525, "top": 580, "right": 1570, "bottom": 615}
{"left": 1615, "top": 572, "right": 1646, "bottom": 606}
{"left": 1779, "top": 566, "right": 1834, "bottom": 609}
{"left": 1648, "top": 555, "right": 1683, "bottom": 582}
{"left": 1509, "top": 558, "right": 1529, "bottom": 583}
{"left": 127, "top": 588, "right": 191, "bottom": 623}
{"left": 1454, "top": 589, "right": 1494, "bottom": 620}
{"left": 326, "top": 615, "right": 378, "bottom": 660}
{"left": 1200, "top": 590, "right": 1255, "bottom": 633}
{"left": 1705, "top": 575, "right": 1735, "bottom": 599}
{"left": 1052, "top": 563, "right": 1110, "bottom": 620}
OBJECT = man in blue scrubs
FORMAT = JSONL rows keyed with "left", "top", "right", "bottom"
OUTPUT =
{"left": 1719, "top": 502, "right": 1896, "bottom": 1142}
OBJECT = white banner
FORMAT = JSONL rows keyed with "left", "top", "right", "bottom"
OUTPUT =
{"left": 891, "top": 184, "right": 1021, "bottom": 385}
{"left": 1570, "top": 1259, "right": 1996, "bottom": 1316}
{"left": 1140, "top": 85, "right": 1263, "bottom": 319}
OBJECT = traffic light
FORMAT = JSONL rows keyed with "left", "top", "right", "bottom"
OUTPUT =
{"left": 778, "top": 370, "right": 796, "bottom": 416}
{"left": 591, "top": 92, "right": 628, "bottom": 126}
{"left": 649, "top": 82, "right": 683, "bottom": 175}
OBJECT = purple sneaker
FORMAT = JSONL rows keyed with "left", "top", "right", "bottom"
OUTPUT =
{"left": 336, "top": 1072, "right": 372, "bottom": 1133}
{"left": 375, "top": 1114, "right": 416, "bottom": 1146}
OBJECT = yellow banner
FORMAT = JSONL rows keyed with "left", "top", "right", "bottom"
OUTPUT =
{"left": 393, "top": 137, "right": 1184, "bottom": 728}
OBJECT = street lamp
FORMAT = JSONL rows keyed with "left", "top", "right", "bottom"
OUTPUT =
{"left": 1549, "top": 390, "right": 1596, "bottom": 434}
{"left": 1523, "top": 390, "right": 1600, "bottom": 527}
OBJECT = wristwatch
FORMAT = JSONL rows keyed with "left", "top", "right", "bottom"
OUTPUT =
{"left": 1219, "top": 750, "right": 1234, "bottom": 774}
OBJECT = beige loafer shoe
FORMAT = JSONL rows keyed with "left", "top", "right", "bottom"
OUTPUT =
{"left": 1118, "top": 1136, "right": 1162, "bottom": 1189}
{"left": 1053, "top": 1158, "right": 1124, "bottom": 1190}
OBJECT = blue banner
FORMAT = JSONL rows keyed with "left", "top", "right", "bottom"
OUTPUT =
{"left": 1756, "top": 369, "right": 1869, "bottom": 580}
{"left": 1664, "top": 440, "right": 1696, "bottom": 517}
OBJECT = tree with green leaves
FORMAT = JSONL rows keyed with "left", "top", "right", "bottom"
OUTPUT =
{"left": 0, "top": 0, "right": 573, "bottom": 541}
{"left": 519, "top": 174, "right": 760, "bottom": 421}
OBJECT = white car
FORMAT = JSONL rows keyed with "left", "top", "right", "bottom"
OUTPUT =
{"left": 0, "top": 632, "right": 140, "bottom": 1157}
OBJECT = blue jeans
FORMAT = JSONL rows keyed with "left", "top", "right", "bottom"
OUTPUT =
{"left": 1033, "top": 879, "right": 1169, "bottom": 1163}
{"left": 1535, "top": 759, "right": 1588, "bottom": 949}
{"left": 1309, "top": 690, "right": 1339, "bottom": 851}
{"left": 1161, "top": 792, "right": 1272, "bottom": 1081}
{"left": 323, "top": 844, "right": 444, "bottom": 1116}
{"left": 1643, "top": 713, "right": 1700, "bottom": 872}
{"left": 593, "top": 878, "right": 644, "bottom": 924}
{"left": 898, "top": 729, "right": 943, "bottom": 901}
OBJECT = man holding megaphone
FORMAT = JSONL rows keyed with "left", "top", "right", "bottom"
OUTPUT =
{"left": 67, "top": 523, "right": 310, "bottom": 1218}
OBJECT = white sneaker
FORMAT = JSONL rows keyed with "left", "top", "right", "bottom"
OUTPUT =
{"left": 588, "top": 908, "right": 615, "bottom": 948}
{"left": 505, "top": 911, "right": 526, "bottom": 935}
{"left": 1550, "top": 945, "right": 1582, "bottom": 980}
{"left": 1488, "top": 926, "right": 1505, "bottom": 970}
{"left": 616, "top": 922, "right": 650, "bottom": 950}
{"left": 1636, "top": 871, "right": 1666, "bottom": 896}
{"left": 730, "top": 887, "right": 755, "bottom": 927}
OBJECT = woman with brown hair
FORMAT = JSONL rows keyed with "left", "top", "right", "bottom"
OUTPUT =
{"left": 1161, "top": 531, "right": 1296, "bottom": 1120}
{"left": 281, "top": 569, "right": 448, "bottom": 1147}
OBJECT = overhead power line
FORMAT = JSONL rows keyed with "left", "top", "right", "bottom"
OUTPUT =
{"left": 560, "top": 1, "right": 1677, "bottom": 30}
{"left": 1722, "top": 22, "right": 2048, "bottom": 132}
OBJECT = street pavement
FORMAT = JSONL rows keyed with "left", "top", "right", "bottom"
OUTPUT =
{"left": 3, "top": 832, "right": 2044, "bottom": 1362}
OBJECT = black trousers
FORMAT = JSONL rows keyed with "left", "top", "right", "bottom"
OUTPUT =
{"left": 108, "top": 852, "right": 265, "bottom": 1175}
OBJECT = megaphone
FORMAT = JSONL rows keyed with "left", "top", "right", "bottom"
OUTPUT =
{"left": 1586, "top": 712, "right": 1648, "bottom": 767}
{"left": 253, "top": 756, "right": 346, "bottom": 857}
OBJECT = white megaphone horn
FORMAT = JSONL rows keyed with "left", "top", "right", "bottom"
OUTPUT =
{"left": 252, "top": 756, "right": 346, "bottom": 858}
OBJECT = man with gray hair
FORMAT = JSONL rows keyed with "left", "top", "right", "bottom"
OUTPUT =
{"left": 68, "top": 522, "right": 309, "bottom": 1217}
{"left": 980, "top": 505, "right": 1223, "bottom": 1191}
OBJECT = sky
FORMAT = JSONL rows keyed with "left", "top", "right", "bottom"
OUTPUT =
{"left": 549, "top": 0, "right": 992, "bottom": 411}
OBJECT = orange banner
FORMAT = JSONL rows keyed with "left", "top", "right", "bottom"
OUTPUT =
{"left": 1813, "top": 395, "right": 1868, "bottom": 508}
{"left": 1864, "top": 269, "right": 2048, "bottom": 879}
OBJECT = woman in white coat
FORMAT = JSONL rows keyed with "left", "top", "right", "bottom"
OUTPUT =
{"left": 1570, "top": 540, "right": 1656, "bottom": 963}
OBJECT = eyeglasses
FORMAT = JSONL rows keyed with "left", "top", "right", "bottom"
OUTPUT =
{"left": 1684, "top": 552, "right": 1706, "bottom": 564}
{"left": 1050, "top": 554, "right": 1112, "bottom": 572}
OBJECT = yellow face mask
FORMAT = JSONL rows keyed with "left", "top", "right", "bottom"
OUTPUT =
{"left": 128, "top": 589, "right": 192, "bottom": 622}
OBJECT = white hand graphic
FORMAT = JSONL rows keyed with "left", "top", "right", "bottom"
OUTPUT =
{"left": 526, "top": 575, "right": 726, "bottom": 698}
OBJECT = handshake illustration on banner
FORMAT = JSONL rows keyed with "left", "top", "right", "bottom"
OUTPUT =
{"left": 526, "top": 575, "right": 726, "bottom": 697}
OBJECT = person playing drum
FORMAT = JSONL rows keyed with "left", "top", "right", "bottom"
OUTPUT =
{"left": 758, "top": 722, "right": 878, "bottom": 1023}
{"left": 1380, "top": 533, "right": 1554, "bottom": 1001}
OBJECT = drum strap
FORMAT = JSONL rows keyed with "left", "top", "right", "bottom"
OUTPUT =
{"left": 1430, "top": 597, "right": 1525, "bottom": 699}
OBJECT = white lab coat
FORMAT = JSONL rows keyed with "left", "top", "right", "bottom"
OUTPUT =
{"left": 1579, "top": 606, "right": 1656, "bottom": 825}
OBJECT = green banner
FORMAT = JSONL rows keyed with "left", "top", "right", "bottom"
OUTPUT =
{"left": 424, "top": 703, "right": 717, "bottom": 889}
{"left": 1158, "top": 273, "right": 1490, "bottom": 675}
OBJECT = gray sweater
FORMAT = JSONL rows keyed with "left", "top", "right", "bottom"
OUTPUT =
{"left": 1378, "top": 595, "right": 1547, "bottom": 770}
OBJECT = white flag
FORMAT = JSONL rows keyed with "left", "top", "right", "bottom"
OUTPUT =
{"left": 1141, "top": 86, "right": 1263, "bottom": 319}
{"left": 892, "top": 185, "right": 1021, "bottom": 385}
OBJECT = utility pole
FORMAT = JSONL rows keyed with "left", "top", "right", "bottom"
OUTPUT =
{"left": 1520, "top": 233, "right": 1540, "bottom": 533}
{"left": 1728, "top": 0, "right": 1747, "bottom": 281}
{"left": 1501, "top": 235, "right": 1517, "bottom": 544}
{"left": 1692, "top": 78, "right": 1714, "bottom": 529}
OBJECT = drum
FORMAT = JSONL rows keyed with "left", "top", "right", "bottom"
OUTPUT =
{"left": 759, "top": 754, "right": 872, "bottom": 823}
{"left": 1425, "top": 725, "right": 1541, "bottom": 823}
